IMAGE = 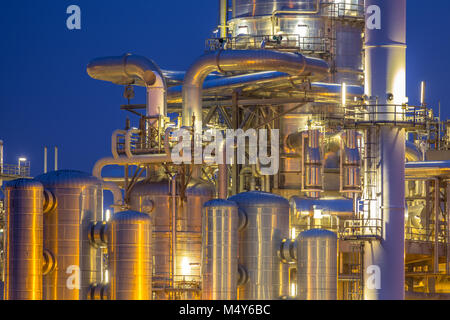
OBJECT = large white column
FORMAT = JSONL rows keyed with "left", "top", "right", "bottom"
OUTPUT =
{"left": 363, "top": 0, "right": 406, "bottom": 300}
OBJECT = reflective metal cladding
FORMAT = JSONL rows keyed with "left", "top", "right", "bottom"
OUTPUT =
{"left": 202, "top": 199, "right": 239, "bottom": 300}
{"left": 4, "top": 179, "right": 44, "bottom": 300}
{"left": 229, "top": 191, "right": 290, "bottom": 300}
{"left": 108, "top": 210, "right": 152, "bottom": 300}
{"left": 297, "top": 229, "right": 337, "bottom": 300}
{"left": 35, "top": 170, "right": 103, "bottom": 300}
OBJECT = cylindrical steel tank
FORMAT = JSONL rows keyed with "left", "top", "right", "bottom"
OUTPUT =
{"left": 129, "top": 176, "right": 214, "bottom": 299}
{"left": 228, "top": 191, "right": 290, "bottom": 300}
{"left": 297, "top": 229, "right": 337, "bottom": 300}
{"left": 4, "top": 179, "right": 44, "bottom": 300}
{"left": 108, "top": 210, "right": 152, "bottom": 300}
{"left": 201, "top": 199, "right": 239, "bottom": 300}
{"left": 35, "top": 170, "right": 103, "bottom": 300}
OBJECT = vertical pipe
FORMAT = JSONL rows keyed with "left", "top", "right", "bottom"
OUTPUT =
{"left": 4, "top": 179, "right": 44, "bottom": 300}
{"left": 219, "top": 0, "right": 228, "bottom": 38}
{"left": 171, "top": 175, "right": 177, "bottom": 286}
{"left": 0, "top": 140, "right": 3, "bottom": 187}
{"left": 363, "top": 0, "right": 406, "bottom": 300}
{"left": 44, "top": 147, "right": 48, "bottom": 174}
{"left": 435, "top": 178, "right": 440, "bottom": 274}
{"left": 54, "top": 147, "right": 58, "bottom": 171}
{"left": 108, "top": 210, "right": 152, "bottom": 300}
{"left": 218, "top": 141, "right": 227, "bottom": 199}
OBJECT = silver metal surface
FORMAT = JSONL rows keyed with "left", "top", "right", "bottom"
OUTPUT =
{"left": 297, "top": 229, "right": 337, "bottom": 300}
{"left": 302, "top": 129, "right": 323, "bottom": 197}
{"left": 130, "top": 176, "right": 215, "bottom": 299}
{"left": 4, "top": 179, "right": 44, "bottom": 300}
{"left": 35, "top": 170, "right": 103, "bottom": 300}
{"left": 362, "top": 0, "right": 406, "bottom": 300}
{"left": 340, "top": 129, "right": 361, "bottom": 196}
{"left": 228, "top": 191, "right": 290, "bottom": 300}
{"left": 108, "top": 210, "right": 152, "bottom": 300}
{"left": 201, "top": 199, "right": 239, "bottom": 300}
{"left": 87, "top": 54, "right": 167, "bottom": 117}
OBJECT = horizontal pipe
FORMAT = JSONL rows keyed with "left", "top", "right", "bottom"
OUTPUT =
{"left": 93, "top": 154, "right": 171, "bottom": 179}
{"left": 182, "top": 50, "right": 329, "bottom": 129}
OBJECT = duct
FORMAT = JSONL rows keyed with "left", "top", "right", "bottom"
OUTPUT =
{"left": 181, "top": 50, "right": 329, "bottom": 130}
{"left": 405, "top": 161, "right": 450, "bottom": 178}
{"left": 87, "top": 54, "right": 167, "bottom": 117}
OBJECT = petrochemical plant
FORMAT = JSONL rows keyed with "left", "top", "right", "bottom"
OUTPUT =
{"left": 2, "top": 0, "right": 450, "bottom": 300}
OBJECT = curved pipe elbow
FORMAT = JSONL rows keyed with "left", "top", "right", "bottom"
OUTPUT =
{"left": 102, "top": 181, "right": 124, "bottom": 207}
{"left": 181, "top": 50, "right": 329, "bottom": 126}
{"left": 124, "top": 128, "right": 141, "bottom": 159}
{"left": 87, "top": 53, "right": 167, "bottom": 89}
{"left": 111, "top": 129, "right": 127, "bottom": 159}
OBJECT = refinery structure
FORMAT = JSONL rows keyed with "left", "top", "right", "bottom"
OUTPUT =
{"left": 2, "top": 0, "right": 450, "bottom": 300}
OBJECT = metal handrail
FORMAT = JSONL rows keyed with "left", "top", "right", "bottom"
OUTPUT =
{"left": 206, "top": 34, "right": 331, "bottom": 54}
{"left": 0, "top": 163, "right": 30, "bottom": 177}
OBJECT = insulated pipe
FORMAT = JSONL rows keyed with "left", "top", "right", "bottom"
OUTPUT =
{"left": 111, "top": 129, "right": 127, "bottom": 159}
{"left": 102, "top": 181, "right": 124, "bottom": 208}
{"left": 182, "top": 50, "right": 329, "bottom": 131}
{"left": 87, "top": 54, "right": 167, "bottom": 117}
{"left": 218, "top": 140, "right": 227, "bottom": 199}
{"left": 363, "top": 0, "right": 406, "bottom": 300}
{"left": 125, "top": 128, "right": 141, "bottom": 159}
{"left": 92, "top": 154, "right": 171, "bottom": 179}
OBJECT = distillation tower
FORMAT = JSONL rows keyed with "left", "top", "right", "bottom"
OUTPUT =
{"left": 2, "top": 0, "right": 450, "bottom": 300}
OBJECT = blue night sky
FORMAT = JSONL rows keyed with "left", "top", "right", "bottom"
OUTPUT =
{"left": 0, "top": 0, "right": 449, "bottom": 177}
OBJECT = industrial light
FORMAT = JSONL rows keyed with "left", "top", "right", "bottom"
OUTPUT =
{"left": 341, "top": 82, "right": 347, "bottom": 107}
{"left": 18, "top": 157, "right": 27, "bottom": 162}
{"left": 105, "top": 209, "right": 111, "bottom": 222}
{"left": 181, "top": 257, "right": 191, "bottom": 276}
